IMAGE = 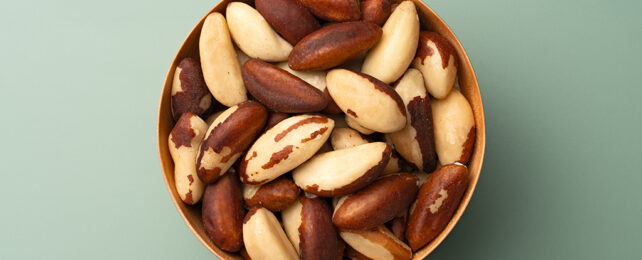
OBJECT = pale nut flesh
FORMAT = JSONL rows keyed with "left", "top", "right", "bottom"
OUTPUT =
{"left": 240, "top": 115, "right": 334, "bottom": 185}
{"left": 327, "top": 69, "right": 407, "bottom": 133}
{"left": 168, "top": 113, "right": 208, "bottom": 204}
{"left": 431, "top": 89, "right": 475, "bottom": 165}
{"left": 339, "top": 225, "right": 412, "bottom": 260}
{"left": 345, "top": 115, "right": 375, "bottom": 135}
{"left": 330, "top": 127, "right": 400, "bottom": 174}
{"left": 199, "top": 12, "right": 247, "bottom": 107}
{"left": 226, "top": 2, "right": 293, "bottom": 62}
{"left": 387, "top": 68, "right": 437, "bottom": 172}
{"left": 412, "top": 31, "right": 458, "bottom": 99}
{"left": 361, "top": 1, "right": 420, "bottom": 84}
{"left": 243, "top": 207, "right": 299, "bottom": 260}
{"left": 292, "top": 142, "right": 391, "bottom": 197}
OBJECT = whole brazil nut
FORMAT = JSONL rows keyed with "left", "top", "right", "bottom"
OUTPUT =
{"left": 240, "top": 115, "right": 334, "bottom": 185}
{"left": 168, "top": 112, "right": 208, "bottom": 204}
{"left": 361, "top": 0, "right": 391, "bottom": 26}
{"left": 171, "top": 57, "right": 213, "bottom": 120}
{"left": 242, "top": 59, "right": 327, "bottom": 113}
{"left": 202, "top": 169, "right": 244, "bottom": 252}
{"left": 387, "top": 69, "right": 437, "bottom": 172}
{"left": 196, "top": 101, "right": 268, "bottom": 184}
{"left": 282, "top": 194, "right": 341, "bottom": 259}
{"left": 292, "top": 142, "right": 391, "bottom": 197}
{"left": 243, "top": 207, "right": 298, "bottom": 260}
{"left": 406, "top": 164, "right": 469, "bottom": 251}
{"left": 331, "top": 127, "right": 403, "bottom": 175}
{"left": 296, "top": 0, "right": 361, "bottom": 22}
{"left": 275, "top": 62, "right": 343, "bottom": 114}
{"left": 327, "top": 69, "right": 407, "bottom": 133}
{"left": 361, "top": 1, "right": 420, "bottom": 84}
{"left": 255, "top": 0, "right": 320, "bottom": 45}
{"left": 288, "top": 22, "right": 382, "bottom": 71}
{"left": 226, "top": 2, "right": 293, "bottom": 62}
{"left": 345, "top": 115, "right": 374, "bottom": 135}
{"left": 431, "top": 89, "right": 475, "bottom": 165}
{"left": 333, "top": 173, "right": 419, "bottom": 229}
{"left": 199, "top": 12, "right": 247, "bottom": 107}
{"left": 412, "top": 31, "right": 458, "bottom": 99}
{"left": 242, "top": 176, "right": 300, "bottom": 211}
{"left": 340, "top": 225, "right": 412, "bottom": 260}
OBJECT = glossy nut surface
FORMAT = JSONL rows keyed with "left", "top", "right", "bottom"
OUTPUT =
{"left": 296, "top": 0, "right": 361, "bottom": 22}
{"left": 340, "top": 225, "right": 412, "bottom": 260}
{"left": 196, "top": 101, "right": 268, "bottom": 184}
{"left": 361, "top": 0, "right": 391, "bottom": 26}
{"left": 202, "top": 169, "right": 244, "bottom": 252}
{"left": 412, "top": 31, "right": 458, "bottom": 99}
{"left": 168, "top": 113, "right": 208, "bottom": 204}
{"left": 431, "top": 89, "right": 475, "bottom": 165}
{"left": 243, "top": 176, "right": 300, "bottom": 211}
{"left": 171, "top": 58, "right": 213, "bottom": 120}
{"left": 361, "top": 1, "right": 420, "bottom": 84}
{"left": 243, "top": 207, "right": 299, "bottom": 260}
{"left": 199, "top": 12, "right": 247, "bottom": 106}
{"left": 282, "top": 195, "right": 341, "bottom": 259}
{"left": 293, "top": 142, "right": 391, "bottom": 196}
{"left": 255, "top": 0, "right": 320, "bottom": 45}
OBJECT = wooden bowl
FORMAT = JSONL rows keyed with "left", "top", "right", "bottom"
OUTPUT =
{"left": 157, "top": 0, "right": 486, "bottom": 259}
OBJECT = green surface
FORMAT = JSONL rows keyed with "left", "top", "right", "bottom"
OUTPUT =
{"left": 0, "top": 0, "right": 640, "bottom": 259}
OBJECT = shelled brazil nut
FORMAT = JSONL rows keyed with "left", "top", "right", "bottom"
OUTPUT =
{"left": 202, "top": 169, "right": 244, "bottom": 252}
{"left": 171, "top": 58, "right": 214, "bottom": 120}
{"left": 243, "top": 176, "right": 301, "bottom": 211}
{"left": 168, "top": 113, "right": 208, "bottom": 204}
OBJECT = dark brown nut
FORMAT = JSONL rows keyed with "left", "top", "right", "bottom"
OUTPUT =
{"left": 196, "top": 101, "right": 268, "bottom": 184}
{"left": 168, "top": 113, "right": 208, "bottom": 204}
{"left": 282, "top": 194, "right": 341, "bottom": 259}
{"left": 388, "top": 69, "right": 437, "bottom": 172}
{"left": 412, "top": 31, "right": 458, "bottom": 99}
{"left": 171, "top": 58, "right": 213, "bottom": 120}
{"left": 406, "top": 164, "right": 469, "bottom": 251}
{"left": 242, "top": 59, "right": 327, "bottom": 113}
{"left": 265, "top": 112, "right": 289, "bottom": 131}
{"left": 240, "top": 247, "right": 252, "bottom": 260}
{"left": 333, "top": 173, "right": 419, "bottom": 229}
{"left": 385, "top": 211, "right": 408, "bottom": 240}
{"left": 289, "top": 22, "right": 382, "bottom": 71}
{"left": 322, "top": 88, "right": 344, "bottom": 114}
{"left": 202, "top": 169, "right": 244, "bottom": 252}
{"left": 255, "top": 0, "right": 321, "bottom": 45}
{"left": 361, "top": 0, "right": 391, "bottom": 26}
{"left": 243, "top": 176, "right": 301, "bottom": 211}
{"left": 293, "top": 142, "right": 391, "bottom": 197}
{"left": 296, "top": 0, "right": 361, "bottom": 22}
{"left": 431, "top": 89, "right": 475, "bottom": 165}
{"left": 243, "top": 207, "right": 299, "bottom": 259}
{"left": 340, "top": 226, "right": 412, "bottom": 260}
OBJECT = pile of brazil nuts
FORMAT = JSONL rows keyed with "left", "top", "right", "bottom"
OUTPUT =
{"left": 167, "top": 0, "right": 475, "bottom": 259}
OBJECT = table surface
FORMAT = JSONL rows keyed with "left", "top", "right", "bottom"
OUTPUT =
{"left": 1, "top": 0, "right": 640, "bottom": 259}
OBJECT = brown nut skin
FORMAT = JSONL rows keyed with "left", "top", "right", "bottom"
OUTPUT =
{"left": 196, "top": 101, "right": 268, "bottom": 184}
{"left": 289, "top": 22, "right": 382, "bottom": 71}
{"left": 345, "top": 245, "right": 372, "bottom": 260}
{"left": 242, "top": 59, "right": 327, "bottom": 113}
{"left": 361, "top": 0, "right": 391, "bottom": 26}
{"left": 202, "top": 169, "right": 244, "bottom": 252}
{"left": 244, "top": 176, "right": 301, "bottom": 211}
{"left": 171, "top": 57, "right": 214, "bottom": 120}
{"left": 256, "top": 0, "right": 321, "bottom": 45}
{"left": 296, "top": 0, "right": 361, "bottom": 22}
{"left": 322, "top": 88, "right": 343, "bottom": 114}
{"left": 300, "top": 196, "right": 342, "bottom": 260}
{"left": 333, "top": 173, "right": 419, "bottom": 229}
{"left": 406, "top": 163, "right": 469, "bottom": 251}
{"left": 265, "top": 112, "right": 289, "bottom": 131}
{"left": 385, "top": 211, "right": 407, "bottom": 240}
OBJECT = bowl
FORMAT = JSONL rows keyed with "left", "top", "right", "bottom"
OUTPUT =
{"left": 157, "top": 0, "right": 486, "bottom": 258}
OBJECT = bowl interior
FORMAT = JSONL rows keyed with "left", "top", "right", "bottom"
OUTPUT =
{"left": 157, "top": 0, "right": 485, "bottom": 259}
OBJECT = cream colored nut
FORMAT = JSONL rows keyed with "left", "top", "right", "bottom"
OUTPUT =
{"left": 282, "top": 195, "right": 340, "bottom": 258}
{"left": 276, "top": 62, "right": 327, "bottom": 92}
{"left": 243, "top": 207, "right": 298, "bottom": 260}
{"left": 199, "top": 12, "right": 247, "bottom": 107}
{"left": 431, "top": 89, "right": 475, "bottom": 165}
{"left": 168, "top": 113, "right": 208, "bottom": 205}
{"left": 205, "top": 111, "right": 224, "bottom": 126}
{"left": 345, "top": 115, "right": 374, "bottom": 135}
{"left": 382, "top": 152, "right": 402, "bottom": 175}
{"left": 412, "top": 31, "right": 458, "bottom": 99}
{"left": 361, "top": 1, "right": 420, "bottom": 84}
{"left": 331, "top": 128, "right": 368, "bottom": 150}
{"left": 239, "top": 115, "right": 334, "bottom": 185}
{"left": 226, "top": 2, "right": 293, "bottom": 62}
{"left": 327, "top": 69, "right": 407, "bottom": 133}
{"left": 387, "top": 69, "right": 437, "bottom": 172}
{"left": 339, "top": 225, "right": 412, "bottom": 260}
{"left": 293, "top": 142, "right": 391, "bottom": 197}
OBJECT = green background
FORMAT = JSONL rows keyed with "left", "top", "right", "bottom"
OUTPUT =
{"left": 1, "top": 0, "right": 640, "bottom": 259}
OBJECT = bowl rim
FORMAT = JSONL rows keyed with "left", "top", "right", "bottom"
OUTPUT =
{"left": 157, "top": 0, "right": 486, "bottom": 259}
